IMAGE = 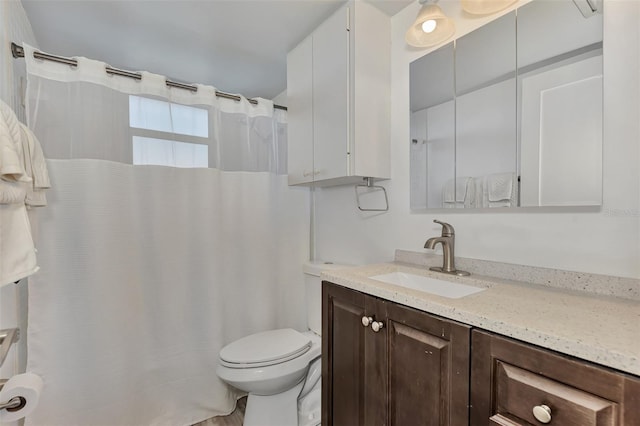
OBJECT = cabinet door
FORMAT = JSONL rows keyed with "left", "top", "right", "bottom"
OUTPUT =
{"left": 323, "top": 282, "right": 472, "bottom": 426}
{"left": 471, "top": 330, "right": 640, "bottom": 426}
{"left": 385, "top": 302, "right": 471, "bottom": 426}
{"left": 322, "top": 281, "right": 366, "bottom": 426}
{"left": 312, "top": 7, "right": 349, "bottom": 181}
{"left": 363, "top": 296, "right": 388, "bottom": 426}
{"left": 286, "top": 36, "right": 314, "bottom": 185}
{"left": 322, "top": 283, "right": 387, "bottom": 426}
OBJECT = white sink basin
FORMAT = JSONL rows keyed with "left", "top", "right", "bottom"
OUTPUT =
{"left": 370, "top": 272, "right": 485, "bottom": 299}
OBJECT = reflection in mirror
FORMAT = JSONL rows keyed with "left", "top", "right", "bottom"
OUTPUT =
{"left": 410, "top": 43, "right": 455, "bottom": 209}
{"left": 456, "top": 11, "right": 517, "bottom": 209}
{"left": 517, "top": 0, "right": 603, "bottom": 207}
{"left": 408, "top": 0, "right": 603, "bottom": 210}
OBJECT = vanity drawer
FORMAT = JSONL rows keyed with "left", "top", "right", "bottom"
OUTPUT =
{"left": 491, "top": 361, "right": 616, "bottom": 425}
{"left": 470, "top": 330, "right": 640, "bottom": 426}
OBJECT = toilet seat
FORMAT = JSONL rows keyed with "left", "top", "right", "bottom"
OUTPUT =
{"left": 220, "top": 328, "right": 312, "bottom": 368}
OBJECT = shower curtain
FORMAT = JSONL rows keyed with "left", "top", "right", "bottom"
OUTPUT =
{"left": 22, "top": 45, "right": 309, "bottom": 425}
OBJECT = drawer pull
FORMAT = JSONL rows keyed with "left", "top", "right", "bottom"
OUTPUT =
{"left": 532, "top": 404, "right": 552, "bottom": 424}
{"left": 361, "top": 316, "right": 373, "bottom": 327}
{"left": 371, "top": 321, "right": 384, "bottom": 333}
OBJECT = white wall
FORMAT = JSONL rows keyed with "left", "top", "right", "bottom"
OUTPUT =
{"left": 0, "top": 0, "right": 38, "bottom": 380}
{"left": 0, "top": 1, "right": 36, "bottom": 122}
{"left": 315, "top": 0, "right": 640, "bottom": 279}
{"left": 272, "top": 89, "right": 287, "bottom": 107}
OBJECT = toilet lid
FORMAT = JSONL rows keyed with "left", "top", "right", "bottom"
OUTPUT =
{"left": 220, "top": 328, "right": 312, "bottom": 367}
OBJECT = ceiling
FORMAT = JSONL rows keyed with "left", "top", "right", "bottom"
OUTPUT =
{"left": 21, "top": 0, "right": 413, "bottom": 101}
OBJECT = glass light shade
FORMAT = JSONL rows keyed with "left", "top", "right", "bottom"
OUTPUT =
{"left": 405, "top": 4, "right": 455, "bottom": 48}
{"left": 461, "top": 0, "right": 517, "bottom": 15}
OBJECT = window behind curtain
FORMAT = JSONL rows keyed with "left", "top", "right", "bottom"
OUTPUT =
{"left": 129, "top": 95, "right": 209, "bottom": 168}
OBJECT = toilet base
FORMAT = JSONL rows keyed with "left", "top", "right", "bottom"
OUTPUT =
{"left": 298, "top": 387, "right": 321, "bottom": 426}
{"left": 243, "top": 380, "right": 305, "bottom": 426}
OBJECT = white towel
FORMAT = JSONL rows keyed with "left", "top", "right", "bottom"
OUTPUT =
{"left": 482, "top": 172, "right": 518, "bottom": 208}
{"left": 0, "top": 100, "right": 31, "bottom": 183}
{"left": 474, "top": 178, "right": 484, "bottom": 209}
{"left": 487, "top": 172, "right": 514, "bottom": 201}
{"left": 442, "top": 177, "right": 475, "bottom": 208}
{"left": 0, "top": 203, "right": 39, "bottom": 285}
{"left": 0, "top": 179, "right": 28, "bottom": 204}
{"left": 0, "top": 100, "right": 41, "bottom": 286}
{"left": 20, "top": 123, "right": 51, "bottom": 207}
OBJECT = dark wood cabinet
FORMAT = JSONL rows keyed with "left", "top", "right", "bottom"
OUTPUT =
{"left": 322, "top": 281, "right": 640, "bottom": 426}
{"left": 470, "top": 330, "right": 640, "bottom": 426}
{"left": 321, "top": 281, "right": 366, "bottom": 425}
{"left": 322, "top": 281, "right": 471, "bottom": 426}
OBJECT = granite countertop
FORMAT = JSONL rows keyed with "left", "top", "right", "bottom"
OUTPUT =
{"left": 321, "top": 261, "right": 640, "bottom": 377}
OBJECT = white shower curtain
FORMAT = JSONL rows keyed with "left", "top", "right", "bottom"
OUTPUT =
{"left": 23, "top": 45, "right": 309, "bottom": 425}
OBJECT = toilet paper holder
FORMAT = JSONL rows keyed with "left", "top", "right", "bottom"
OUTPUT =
{"left": 0, "top": 328, "right": 25, "bottom": 412}
{"left": 0, "top": 328, "right": 20, "bottom": 369}
{"left": 0, "top": 394, "right": 25, "bottom": 411}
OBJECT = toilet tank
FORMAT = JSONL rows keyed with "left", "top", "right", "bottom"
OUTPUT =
{"left": 303, "top": 261, "right": 349, "bottom": 335}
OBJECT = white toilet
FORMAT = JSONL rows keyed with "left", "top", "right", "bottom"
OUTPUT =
{"left": 216, "top": 261, "right": 347, "bottom": 426}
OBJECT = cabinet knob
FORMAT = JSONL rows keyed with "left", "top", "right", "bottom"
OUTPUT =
{"left": 361, "top": 316, "right": 373, "bottom": 327}
{"left": 371, "top": 321, "right": 384, "bottom": 333}
{"left": 532, "top": 404, "right": 552, "bottom": 424}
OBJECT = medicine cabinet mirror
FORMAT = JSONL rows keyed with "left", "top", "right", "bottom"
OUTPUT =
{"left": 410, "top": 0, "right": 603, "bottom": 210}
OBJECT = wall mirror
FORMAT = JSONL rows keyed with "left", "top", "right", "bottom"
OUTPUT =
{"left": 410, "top": 0, "right": 603, "bottom": 210}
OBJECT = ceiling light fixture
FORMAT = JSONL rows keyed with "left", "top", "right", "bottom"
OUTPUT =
{"left": 460, "top": 0, "right": 517, "bottom": 15}
{"left": 405, "top": 0, "right": 456, "bottom": 48}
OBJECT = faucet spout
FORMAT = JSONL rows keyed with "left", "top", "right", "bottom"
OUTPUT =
{"left": 424, "top": 220, "right": 470, "bottom": 276}
{"left": 424, "top": 236, "right": 447, "bottom": 250}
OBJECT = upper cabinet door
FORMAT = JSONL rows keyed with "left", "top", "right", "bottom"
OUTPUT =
{"left": 286, "top": 37, "right": 314, "bottom": 185}
{"left": 455, "top": 11, "right": 517, "bottom": 210}
{"left": 287, "top": 2, "right": 389, "bottom": 187}
{"left": 517, "top": 0, "right": 603, "bottom": 207}
{"left": 312, "top": 7, "right": 350, "bottom": 182}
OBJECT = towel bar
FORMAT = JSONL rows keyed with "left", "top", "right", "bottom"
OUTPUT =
{"left": 0, "top": 328, "right": 20, "bottom": 369}
{"left": 355, "top": 178, "right": 389, "bottom": 212}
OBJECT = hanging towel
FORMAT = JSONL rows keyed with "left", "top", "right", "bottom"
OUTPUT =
{"left": 442, "top": 177, "right": 475, "bottom": 208}
{"left": 483, "top": 172, "right": 517, "bottom": 208}
{"left": 19, "top": 123, "right": 51, "bottom": 207}
{"left": 0, "top": 99, "right": 31, "bottom": 183}
{"left": 0, "top": 100, "right": 43, "bottom": 286}
{"left": 473, "top": 177, "right": 484, "bottom": 209}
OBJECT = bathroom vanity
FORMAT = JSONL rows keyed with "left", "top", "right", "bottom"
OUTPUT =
{"left": 320, "top": 253, "right": 640, "bottom": 425}
{"left": 322, "top": 282, "right": 472, "bottom": 425}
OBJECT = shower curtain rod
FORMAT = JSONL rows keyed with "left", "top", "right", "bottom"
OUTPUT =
{"left": 11, "top": 42, "right": 288, "bottom": 111}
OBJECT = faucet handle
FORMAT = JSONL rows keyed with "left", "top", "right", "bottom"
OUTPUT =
{"left": 433, "top": 220, "right": 455, "bottom": 236}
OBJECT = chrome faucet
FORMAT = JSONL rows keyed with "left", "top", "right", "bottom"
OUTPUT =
{"left": 424, "top": 220, "right": 470, "bottom": 276}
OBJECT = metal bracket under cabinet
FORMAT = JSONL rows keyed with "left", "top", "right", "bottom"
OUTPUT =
{"left": 355, "top": 178, "right": 389, "bottom": 212}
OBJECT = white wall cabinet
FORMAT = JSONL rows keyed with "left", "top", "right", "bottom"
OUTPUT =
{"left": 287, "top": 37, "right": 313, "bottom": 185}
{"left": 286, "top": 1, "right": 390, "bottom": 187}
